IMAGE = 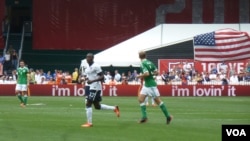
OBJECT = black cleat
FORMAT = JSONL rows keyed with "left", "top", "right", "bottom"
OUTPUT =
{"left": 139, "top": 118, "right": 148, "bottom": 123}
{"left": 167, "top": 115, "right": 173, "bottom": 125}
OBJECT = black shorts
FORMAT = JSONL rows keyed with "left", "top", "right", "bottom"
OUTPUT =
{"left": 84, "top": 85, "right": 90, "bottom": 96}
{"left": 86, "top": 89, "right": 102, "bottom": 102}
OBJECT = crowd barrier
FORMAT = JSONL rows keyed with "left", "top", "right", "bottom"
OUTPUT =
{"left": 0, "top": 84, "right": 249, "bottom": 97}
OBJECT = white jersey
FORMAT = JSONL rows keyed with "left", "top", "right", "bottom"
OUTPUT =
{"left": 85, "top": 62, "right": 102, "bottom": 90}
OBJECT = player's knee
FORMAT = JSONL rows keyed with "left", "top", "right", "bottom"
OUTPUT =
{"left": 154, "top": 97, "right": 161, "bottom": 105}
{"left": 138, "top": 95, "right": 145, "bottom": 103}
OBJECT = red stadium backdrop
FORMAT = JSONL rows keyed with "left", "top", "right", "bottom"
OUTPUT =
{"left": 0, "top": 84, "right": 249, "bottom": 97}
{"left": 32, "top": 0, "right": 249, "bottom": 50}
{"left": 158, "top": 59, "right": 250, "bottom": 74}
{"left": 0, "top": 0, "right": 5, "bottom": 49}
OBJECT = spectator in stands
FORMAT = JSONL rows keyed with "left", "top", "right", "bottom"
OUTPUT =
{"left": 56, "top": 70, "right": 63, "bottom": 85}
{"left": 229, "top": 64, "right": 236, "bottom": 77}
{"left": 121, "top": 72, "right": 126, "bottom": 82}
{"left": 11, "top": 50, "right": 18, "bottom": 69}
{"left": 47, "top": 77, "right": 55, "bottom": 85}
{"left": 35, "top": 69, "right": 41, "bottom": 84}
{"left": 215, "top": 73, "right": 222, "bottom": 84}
{"left": 202, "top": 73, "right": 210, "bottom": 83}
{"left": 210, "top": 65, "right": 217, "bottom": 82}
{"left": 40, "top": 75, "right": 46, "bottom": 84}
{"left": 52, "top": 69, "right": 58, "bottom": 81}
{"left": 104, "top": 71, "right": 112, "bottom": 83}
{"left": 114, "top": 70, "right": 121, "bottom": 82}
{"left": 230, "top": 73, "right": 239, "bottom": 84}
{"left": 131, "top": 70, "right": 138, "bottom": 82}
{"left": 65, "top": 71, "right": 72, "bottom": 84}
{"left": 189, "top": 64, "right": 197, "bottom": 80}
{"left": 60, "top": 75, "right": 67, "bottom": 84}
{"left": 245, "top": 72, "right": 250, "bottom": 82}
{"left": 40, "top": 69, "right": 46, "bottom": 76}
{"left": 161, "top": 71, "right": 169, "bottom": 84}
{"left": 180, "top": 72, "right": 187, "bottom": 85}
{"left": 238, "top": 72, "right": 245, "bottom": 82}
{"left": 72, "top": 68, "right": 79, "bottom": 83}
{"left": 29, "top": 68, "right": 36, "bottom": 84}
{"left": 219, "top": 72, "right": 227, "bottom": 80}
{"left": 45, "top": 71, "right": 53, "bottom": 81}
{"left": 4, "top": 51, "right": 11, "bottom": 71}
{"left": 174, "top": 72, "right": 181, "bottom": 82}
{"left": 127, "top": 71, "right": 133, "bottom": 82}
{"left": 219, "top": 61, "right": 228, "bottom": 75}
{"left": 194, "top": 73, "right": 203, "bottom": 85}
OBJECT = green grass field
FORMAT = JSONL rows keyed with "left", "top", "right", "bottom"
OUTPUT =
{"left": 0, "top": 96, "right": 250, "bottom": 141}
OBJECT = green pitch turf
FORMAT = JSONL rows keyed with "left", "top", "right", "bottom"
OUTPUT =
{"left": 0, "top": 96, "right": 250, "bottom": 141}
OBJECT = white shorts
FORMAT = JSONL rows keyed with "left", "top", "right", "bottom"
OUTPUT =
{"left": 15, "top": 84, "right": 28, "bottom": 91}
{"left": 140, "top": 86, "right": 160, "bottom": 98}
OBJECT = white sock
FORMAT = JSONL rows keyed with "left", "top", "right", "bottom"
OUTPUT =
{"left": 86, "top": 107, "right": 92, "bottom": 124}
{"left": 144, "top": 97, "right": 148, "bottom": 104}
{"left": 101, "top": 104, "right": 115, "bottom": 110}
{"left": 151, "top": 98, "right": 155, "bottom": 104}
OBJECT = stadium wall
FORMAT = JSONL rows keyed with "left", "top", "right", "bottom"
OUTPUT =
{"left": 0, "top": 84, "right": 249, "bottom": 97}
{"left": 32, "top": 0, "right": 249, "bottom": 50}
{"left": 0, "top": 0, "right": 5, "bottom": 49}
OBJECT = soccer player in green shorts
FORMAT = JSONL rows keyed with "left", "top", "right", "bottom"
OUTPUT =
{"left": 15, "top": 60, "right": 29, "bottom": 107}
{"left": 136, "top": 51, "right": 173, "bottom": 124}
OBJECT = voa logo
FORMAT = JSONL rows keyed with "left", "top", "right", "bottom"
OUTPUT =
{"left": 226, "top": 129, "right": 246, "bottom": 137}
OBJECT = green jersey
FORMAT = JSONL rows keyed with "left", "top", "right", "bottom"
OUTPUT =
{"left": 17, "top": 66, "right": 29, "bottom": 84}
{"left": 140, "top": 59, "right": 157, "bottom": 87}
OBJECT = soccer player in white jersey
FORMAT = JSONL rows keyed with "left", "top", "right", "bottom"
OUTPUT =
{"left": 81, "top": 53, "right": 120, "bottom": 128}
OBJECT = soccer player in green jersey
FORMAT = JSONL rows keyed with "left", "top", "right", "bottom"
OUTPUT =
{"left": 136, "top": 51, "right": 173, "bottom": 124}
{"left": 15, "top": 60, "right": 29, "bottom": 107}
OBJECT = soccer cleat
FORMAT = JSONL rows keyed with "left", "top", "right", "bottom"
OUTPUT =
{"left": 20, "top": 103, "right": 25, "bottom": 108}
{"left": 114, "top": 105, "right": 120, "bottom": 117}
{"left": 138, "top": 118, "right": 148, "bottom": 123}
{"left": 81, "top": 123, "right": 93, "bottom": 127}
{"left": 167, "top": 115, "right": 173, "bottom": 125}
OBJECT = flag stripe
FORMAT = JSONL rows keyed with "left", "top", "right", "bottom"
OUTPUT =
{"left": 216, "top": 37, "right": 250, "bottom": 44}
{"left": 195, "top": 48, "right": 250, "bottom": 55}
{"left": 194, "top": 54, "right": 250, "bottom": 62}
{"left": 195, "top": 50, "right": 250, "bottom": 58}
{"left": 195, "top": 44, "right": 250, "bottom": 52}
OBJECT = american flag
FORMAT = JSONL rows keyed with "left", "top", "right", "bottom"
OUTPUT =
{"left": 193, "top": 28, "right": 250, "bottom": 62}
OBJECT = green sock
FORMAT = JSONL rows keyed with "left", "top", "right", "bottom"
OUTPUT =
{"left": 17, "top": 94, "right": 24, "bottom": 103}
{"left": 160, "top": 102, "right": 170, "bottom": 118}
{"left": 23, "top": 95, "right": 28, "bottom": 105}
{"left": 140, "top": 103, "right": 147, "bottom": 119}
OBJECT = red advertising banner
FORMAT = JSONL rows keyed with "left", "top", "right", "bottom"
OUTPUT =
{"left": 158, "top": 59, "right": 250, "bottom": 74}
{"left": 0, "top": 84, "right": 249, "bottom": 97}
